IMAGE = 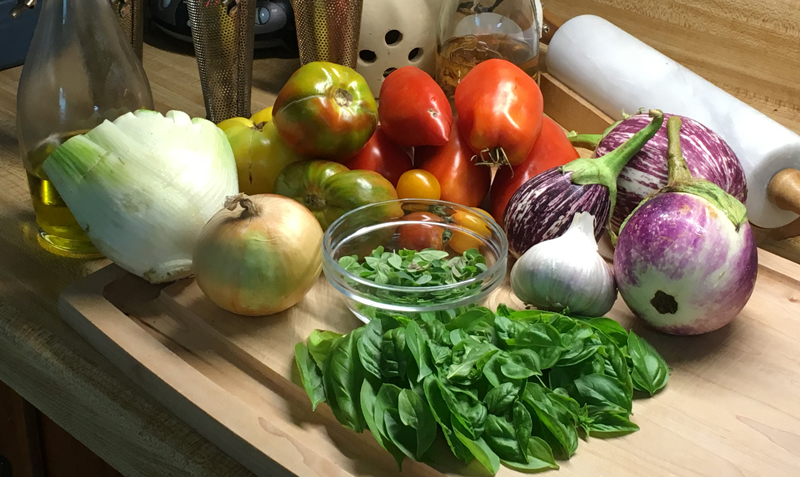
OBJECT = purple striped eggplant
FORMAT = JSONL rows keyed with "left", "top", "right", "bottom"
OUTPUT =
{"left": 614, "top": 116, "right": 757, "bottom": 336}
{"left": 591, "top": 113, "right": 747, "bottom": 234}
{"left": 504, "top": 110, "right": 664, "bottom": 257}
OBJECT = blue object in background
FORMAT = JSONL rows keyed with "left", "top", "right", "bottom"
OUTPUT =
{"left": 0, "top": 0, "right": 41, "bottom": 70}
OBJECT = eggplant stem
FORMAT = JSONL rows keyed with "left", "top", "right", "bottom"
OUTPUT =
{"left": 666, "top": 116, "right": 694, "bottom": 184}
{"left": 568, "top": 133, "right": 603, "bottom": 150}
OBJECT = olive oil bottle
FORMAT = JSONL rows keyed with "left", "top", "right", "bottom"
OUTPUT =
{"left": 16, "top": 0, "right": 153, "bottom": 257}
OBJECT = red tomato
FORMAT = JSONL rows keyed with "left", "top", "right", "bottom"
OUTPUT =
{"left": 378, "top": 66, "right": 452, "bottom": 147}
{"left": 397, "top": 212, "right": 444, "bottom": 251}
{"left": 396, "top": 169, "right": 441, "bottom": 200}
{"left": 416, "top": 118, "right": 491, "bottom": 207}
{"left": 342, "top": 127, "right": 413, "bottom": 186}
{"left": 455, "top": 59, "right": 543, "bottom": 166}
{"left": 489, "top": 117, "right": 578, "bottom": 226}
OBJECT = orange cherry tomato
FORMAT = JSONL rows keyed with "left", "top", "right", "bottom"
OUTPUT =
{"left": 396, "top": 169, "right": 441, "bottom": 200}
{"left": 448, "top": 209, "right": 493, "bottom": 254}
{"left": 397, "top": 212, "right": 444, "bottom": 251}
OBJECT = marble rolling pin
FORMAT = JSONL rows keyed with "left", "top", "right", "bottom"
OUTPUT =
{"left": 545, "top": 14, "right": 800, "bottom": 230}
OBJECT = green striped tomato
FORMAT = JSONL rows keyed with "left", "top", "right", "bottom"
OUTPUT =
{"left": 274, "top": 160, "right": 403, "bottom": 230}
{"left": 274, "top": 62, "right": 377, "bottom": 160}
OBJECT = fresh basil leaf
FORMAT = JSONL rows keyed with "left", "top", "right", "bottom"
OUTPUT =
{"left": 628, "top": 331, "right": 669, "bottom": 396}
{"left": 585, "top": 317, "right": 629, "bottom": 348}
{"left": 422, "top": 376, "right": 471, "bottom": 461}
{"left": 574, "top": 373, "right": 632, "bottom": 414}
{"left": 602, "top": 337, "right": 633, "bottom": 398}
{"left": 587, "top": 411, "right": 640, "bottom": 437}
{"left": 387, "top": 253, "right": 403, "bottom": 269}
{"left": 502, "top": 436, "right": 559, "bottom": 472}
{"left": 465, "top": 320, "right": 497, "bottom": 345}
{"left": 418, "top": 249, "right": 450, "bottom": 262}
{"left": 358, "top": 318, "right": 383, "bottom": 380}
{"left": 522, "top": 383, "right": 579, "bottom": 457}
{"left": 501, "top": 349, "right": 542, "bottom": 380}
{"left": 453, "top": 429, "right": 501, "bottom": 475}
{"left": 549, "top": 352, "right": 606, "bottom": 396}
{"left": 513, "top": 401, "right": 532, "bottom": 453}
{"left": 428, "top": 341, "right": 451, "bottom": 365}
{"left": 506, "top": 323, "right": 563, "bottom": 368}
{"left": 445, "top": 307, "right": 494, "bottom": 331}
{"left": 447, "top": 338, "right": 499, "bottom": 384}
{"left": 361, "top": 379, "right": 406, "bottom": 468}
{"left": 442, "top": 384, "right": 488, "bottom": 439}
{"left": 307, "top": 330, "right": 343, "bottom": 370}
{"left": 494, "top": 315, "right": 526, "bottom": 340}
{"left": 323, "top": 329, "right": 366, "bottom": 432}
{"left": 294, "top": 342, "right": 326, "bottom": 411}
{"left": 405, "top": 321, "right": 434, "bottom": 382}
{"left": 381, "top": 327, "right": 408, "bottom": 379}
{"left": 398, "top": 389, "right": 437, "bottom": 458}
{"left": 449, "top": 328, "right": 467, "bottom": 346}
{"left": 383, "top": 409, "right": 418, "bottom": 461}
{"left": 484, "top": 414, "right": 526, "bottom": 462}
{"left": 484, "top": 382, "right": 521, "bottom": 415}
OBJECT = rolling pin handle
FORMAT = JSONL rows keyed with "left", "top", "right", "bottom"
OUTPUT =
{"left": 767, "top": 168, "right": 800, "bottom": 216}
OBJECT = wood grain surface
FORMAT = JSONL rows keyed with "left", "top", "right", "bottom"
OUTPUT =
{"left": 1, "top": 5, "right": 800, "bottom": 475}
{"left": 58, "top": 248, "right": 800, "bottom": 477}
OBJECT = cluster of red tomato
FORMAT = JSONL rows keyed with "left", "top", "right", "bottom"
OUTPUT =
{"left": 221, "top": 59, "right": 580, "bottom": 251}
{"left": 343, "top": 60, "right": 579, "bottom": 228}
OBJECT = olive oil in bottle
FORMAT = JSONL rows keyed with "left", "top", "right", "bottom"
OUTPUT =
{"left": 24, "top": 131, "right": 97, "bottom": 257}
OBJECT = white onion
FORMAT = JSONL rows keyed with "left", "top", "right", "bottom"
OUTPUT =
{"left": 193, "top": 194, "right": 323, "bottom": 316}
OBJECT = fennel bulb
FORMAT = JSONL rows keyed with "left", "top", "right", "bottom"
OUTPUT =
{"left": 43, "top": 109, "right": 238, "bottom": 283}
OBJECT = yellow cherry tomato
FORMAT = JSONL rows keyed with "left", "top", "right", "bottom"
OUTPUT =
{"left": 250, "top": 106, "right": 273, "bottom": 125}
{"left": 396, "top": 169, "right": 441, "bottom": 200}
{"left": 448, "top": 208, "right": 493, "bottom": 254}
{"left": 217, "top": 116, "right": 254, "bottom": 132}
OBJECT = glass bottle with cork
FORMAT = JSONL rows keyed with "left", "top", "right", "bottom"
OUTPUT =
{"left": 436, "top": 0, "right": 542, "bottom": 99}
{"left": 15, "top": 0, "right": 153, "bottom": 257}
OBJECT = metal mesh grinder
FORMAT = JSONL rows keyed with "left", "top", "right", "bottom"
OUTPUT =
{"left": 291, "top": 0, "right": 364, "bottom": 69}
{"left": 111, "top": 0, "right": 145, "bottom": 61}
{"left": 186, "top": 0, "right": 256, "bottom": 123}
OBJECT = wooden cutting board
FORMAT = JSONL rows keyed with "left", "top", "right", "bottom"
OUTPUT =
{"left": 59, "top": 249, "right": 800, "bottom": 477}
{"left": 57, "top": 74, "right": 800, "bottom": 476}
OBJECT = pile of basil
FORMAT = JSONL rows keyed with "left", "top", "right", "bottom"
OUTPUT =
{"left": 295, "top": 305, "right": 668, "bottom": 473}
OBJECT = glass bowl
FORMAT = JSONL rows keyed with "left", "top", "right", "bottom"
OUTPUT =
{"left": 322, "top": 199, "right": 508, "bottom": 323}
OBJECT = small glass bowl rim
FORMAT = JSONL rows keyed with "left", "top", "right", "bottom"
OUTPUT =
{"left": 322, "top": 198, "right": 509, "bottom": 294}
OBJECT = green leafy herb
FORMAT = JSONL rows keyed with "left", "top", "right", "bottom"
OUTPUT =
{"left": 339, "top": 247, "right": 488, "bottom": 306}
{"left": 297, "top": 305, "right": 668, "bottom": 474}
{"left": 294, "top": 343, "right": 326, "bottom": 411}
{"left": 323, "top": 329, "right": 366, "bottom": 432}
{"left": 628, "top": 331, "right": 670, "bottom": 396}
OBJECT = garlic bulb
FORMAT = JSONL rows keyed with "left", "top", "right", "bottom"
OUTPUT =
{"left": 510, "top": 212, "right": 617, "bottom": 316}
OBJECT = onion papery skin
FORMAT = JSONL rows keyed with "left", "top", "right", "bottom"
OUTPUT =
{"left": 503, "top": 168, "right": 610, "bottom": 258}
{"left": 595, "top": 113, "right": 747, "bottom": 234}
{"left": 614, "top": 192, "right": 757, "bottom": 335}
{"left": 193, "top": 194, "right": 323, "bottom": 316}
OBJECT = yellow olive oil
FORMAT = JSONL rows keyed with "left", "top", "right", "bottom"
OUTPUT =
{"left": 436, "top": 34, "right": 540, "bottom": 99}
{"left": 25, "top": 131, "right": 102, "bottom": 258}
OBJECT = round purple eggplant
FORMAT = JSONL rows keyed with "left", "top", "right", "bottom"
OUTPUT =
{"left": 504, "top": 110, "right": 664, "bottom": 257}
{"left": 614, "top": 116, "right": 758, "bottom": 335}
{"left": 593, "top": 113, "right": 747, "bottom": 234}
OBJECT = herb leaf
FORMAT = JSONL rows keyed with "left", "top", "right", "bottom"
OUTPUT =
{"left": 294, "top": 343, "right": 326, "bottom": 411}
{"left": 628, "top": 331, "right": 669, "bottom": 396}
{"left": 323, "top": 329, "right": 366, "bottom": 432}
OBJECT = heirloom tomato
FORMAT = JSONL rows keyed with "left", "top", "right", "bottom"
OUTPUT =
{"left": 455, "top": 59, "right": 543, "bottom": 166}
{"left": 224, "top": 120, "right": 305, "bottom": 194}
{"left": 397, "top": 212, "right": 444, "bottom": 251}
{"left": 250, "top": 106, "right": 273, "bottom": 125}
{"left": 342, "top": 126, "right": 413, "bottom": 186}
{"left": 274, "top": 160, "right": 402, "bottom": 230}
{"left": 416, "top": 119, "right": 491, "bottom": 207}
{"left": 378, "top": 66, "right": 452, "bottom": 147}
{"left": 273, "top": 62, "right": 377, "bottom": 160}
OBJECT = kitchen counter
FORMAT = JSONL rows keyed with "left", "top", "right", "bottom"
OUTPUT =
{"left": 1, "top": 3, "right": 800, "bottom": 474}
